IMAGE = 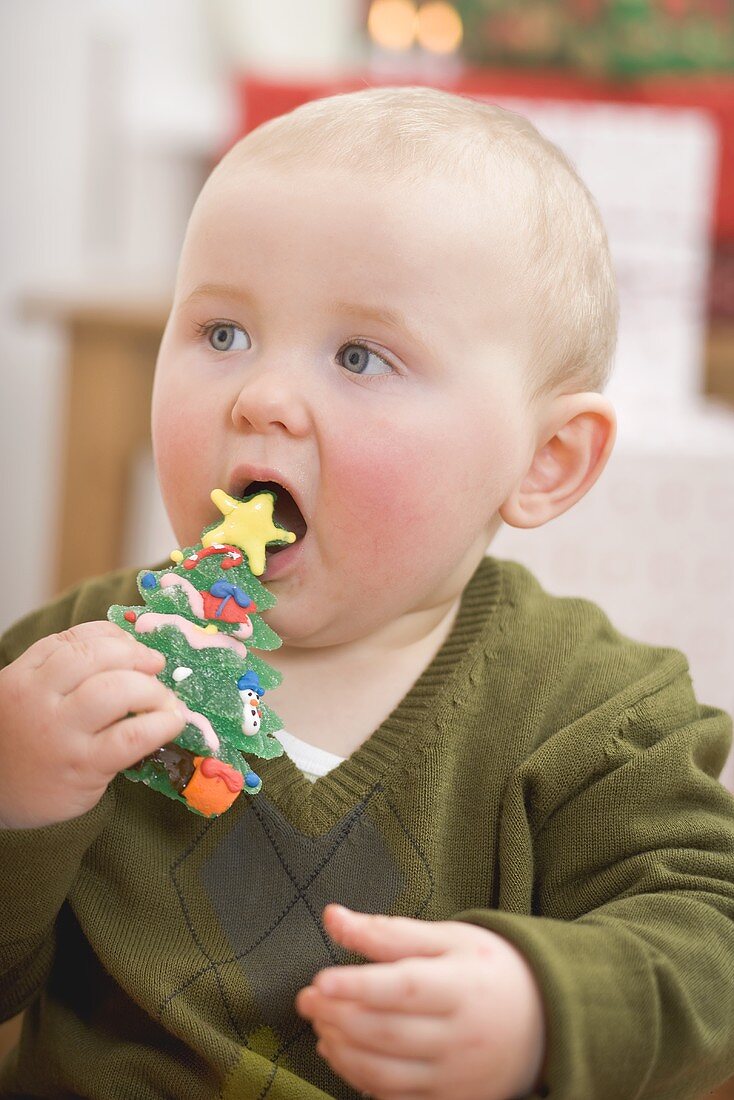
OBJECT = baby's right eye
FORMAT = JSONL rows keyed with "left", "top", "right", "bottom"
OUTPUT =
{"left": 201, "top": 322, "right": 251, "bottom": 352}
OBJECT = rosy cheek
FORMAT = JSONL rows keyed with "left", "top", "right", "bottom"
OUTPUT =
{"left": 152, "top": 369, "right": 219, "bottom": 538}
{"left": 323, "top": 430, "right": 435, "bottom": 569}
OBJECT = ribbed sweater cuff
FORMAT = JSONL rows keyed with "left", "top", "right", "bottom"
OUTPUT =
{"left": 0, "top": 785, "right": 115, "bottom": 947}
{"left": 452, "top": 909, "right": 657, "bottom": 1100}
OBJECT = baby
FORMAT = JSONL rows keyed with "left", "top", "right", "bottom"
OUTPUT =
{"left": 1, "top": 86, "right": 734, "bottom": 1100}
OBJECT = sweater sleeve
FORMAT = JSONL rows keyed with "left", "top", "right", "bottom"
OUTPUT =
{"left": 453, "top": 663, "right": 734, "bottom": 1100}
{"left": 0, "top": 791, "right": 115, "bottom": 1021}
{"left": 0, "top": 569, "right": 140, "bottom": 1022}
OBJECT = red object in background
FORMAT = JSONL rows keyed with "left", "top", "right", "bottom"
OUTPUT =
{"left": 232, "top": 69, "right": 734, "bottom": 243}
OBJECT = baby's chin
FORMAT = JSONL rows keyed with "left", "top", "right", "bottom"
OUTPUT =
{"left": 260, "top": 599, "right": 369, "bottom": 651}
{"left": 261, "top": 607, "right": 331, "bottom": 649}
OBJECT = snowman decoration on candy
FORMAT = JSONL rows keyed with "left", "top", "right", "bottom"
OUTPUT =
{"left": 107, "top": 488, "right": 295, "bottom": 818}
{"left": 238, "top": 669, "right": 264, "bottom": 735}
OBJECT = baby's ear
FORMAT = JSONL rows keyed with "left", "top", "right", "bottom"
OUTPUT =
{"left": 499, "top": 393, "right": 616, "bottom": 529}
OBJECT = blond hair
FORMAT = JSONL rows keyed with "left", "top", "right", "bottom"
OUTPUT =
{"left": 220, "top": 85, "right": 618, "bottom": 400}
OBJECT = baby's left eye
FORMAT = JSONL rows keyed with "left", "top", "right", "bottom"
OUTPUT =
{"left": 206, "top": 323, "right": 251, "bottom": 352}
{"left": 338, "top": 343, "right": 393, "bottom": 377}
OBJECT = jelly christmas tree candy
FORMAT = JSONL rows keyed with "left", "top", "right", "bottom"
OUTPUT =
{"left": 108, "top": 488, "right": 295, "bottom": 818}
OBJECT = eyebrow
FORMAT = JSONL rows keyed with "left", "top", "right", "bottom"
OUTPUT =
{"left": 180, "top": 282, "right": 430, "bottom": 356}
{"left": 181, "top": 283, "right": 259, "bottom": 311}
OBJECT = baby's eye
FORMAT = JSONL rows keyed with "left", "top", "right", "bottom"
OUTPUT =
{"left": 206, "top": 323, "right": 251, "bottom": 352}
{"left": 338, "top": 342, "right": 393, "bottom": 377}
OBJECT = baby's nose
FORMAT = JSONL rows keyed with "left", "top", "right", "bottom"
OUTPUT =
{"left": 230, "top": 366, "right": 312, "bottom": 438}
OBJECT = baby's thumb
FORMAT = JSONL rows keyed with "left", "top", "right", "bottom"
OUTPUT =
{"left": 94, "top": 705, "right": 187, "bottom": 778}
{"left": 323, "top": 904, "right": 451, "bottom": 963}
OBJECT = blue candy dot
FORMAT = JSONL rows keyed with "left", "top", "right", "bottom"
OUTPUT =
{"left": 245, "top": 772, "right": 260, "bottom": 789}
{"left": 141, "top": 572, "right": 157, "bottom": 589}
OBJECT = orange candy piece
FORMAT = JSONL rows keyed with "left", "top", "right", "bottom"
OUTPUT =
{"left": 182, "top": 756, "right": 245, "bottom": 817}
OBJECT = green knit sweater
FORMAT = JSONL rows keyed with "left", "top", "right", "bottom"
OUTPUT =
{"left": 1, "top": 556, "right": 734, "bottom": 1100}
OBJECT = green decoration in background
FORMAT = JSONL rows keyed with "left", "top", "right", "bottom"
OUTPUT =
{"left": 455, "top": 0, "right": 734, "bottom": 77}
{"left": 107, "top": 490, "right": 294, "bottom": 818}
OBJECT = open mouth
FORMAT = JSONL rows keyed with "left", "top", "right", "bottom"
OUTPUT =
{"left": 236, "top": 480, "right": 308, "bottom": 555}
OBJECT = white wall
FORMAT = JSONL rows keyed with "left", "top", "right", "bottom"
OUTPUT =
{"left": 0, "top": 0, "right": 363, "bottom": 633}
{"left": 0, "top": 0, "right": 229, "bottom": 630}
{"left": 0, "top": 1, "right": 93, "bottom": 628}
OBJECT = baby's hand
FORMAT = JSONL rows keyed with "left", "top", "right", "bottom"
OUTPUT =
{"left": 0, "top": 620, "right": 186, "bottom": 830}
{"left": 296, "top": 905, "right": 546, "bottom": 1100}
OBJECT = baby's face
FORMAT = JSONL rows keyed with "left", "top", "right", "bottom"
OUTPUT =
{"left": 152, "top": 159, "right": 538, "bottom": 646}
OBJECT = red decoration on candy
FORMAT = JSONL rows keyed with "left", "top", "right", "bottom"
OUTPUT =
{"left": 181, "top": 755, "right": 245, "bottom": 815}
{"left": 199, "top": 756, "right": 245, "bottom": 792}
{"left": 124, "top": 610, "right": 137, "bottom": 623}
{"left": 183, "top": 544, "right": 244, "bottom": 571}
{"left": 201, "top": 583, "right": 256, "bottom": 623}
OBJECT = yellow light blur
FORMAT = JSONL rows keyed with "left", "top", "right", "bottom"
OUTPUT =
{"left": 367, "top": 0, "right": 418, "bottom": 51}
{"left": 416, "top": 1, "right": 463, "bottom": 54}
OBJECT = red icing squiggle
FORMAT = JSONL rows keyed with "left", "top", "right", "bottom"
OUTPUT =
{"left": 200, "top": 756, "right": 245, "bottom": 792}
{"left": 183, "top": 544, "right": 244, "bottom": 571}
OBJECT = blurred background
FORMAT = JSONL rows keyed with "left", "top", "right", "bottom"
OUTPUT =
{"left": 1, "top": 0, "right": 733, "bottom": 781}
{"left": 1, "top": 3, "right": 734, "bottom": 1085}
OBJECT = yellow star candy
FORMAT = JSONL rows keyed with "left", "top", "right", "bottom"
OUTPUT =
{"left": 203, "top": 489, "right": 296, "bottom": 576}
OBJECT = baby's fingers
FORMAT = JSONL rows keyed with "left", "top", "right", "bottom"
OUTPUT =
{"left": 315, "top": 1027, "right": 435, "bottom": 1100}
{"left": 323, "top": 905, "right": 455, "bottom": 963}
{"left": 91, "top": 706, "right": 189, "bottom": 777}
{"left": 19, "top": 620, "right": 135, "bottom": 672}
{"left": 63, "top": 669, "right": 179, "bottom": 735}
{"left": 298, "top": 987, "right": 446, "bottom": 1061}
{"left": 42, "top": 633, "right": 164, "bottom": 696}
{"left": 313, "top": 956, "right": 459, "bottom": 1015}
